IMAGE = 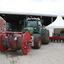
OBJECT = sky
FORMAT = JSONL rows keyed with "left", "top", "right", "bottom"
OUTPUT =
{"left": 0, "top": 0, "right": 64, "bottom": 15}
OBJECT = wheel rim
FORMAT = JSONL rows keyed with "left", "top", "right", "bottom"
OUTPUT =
{"left": 38, "top": 38, "right": 41, "bottom": 46}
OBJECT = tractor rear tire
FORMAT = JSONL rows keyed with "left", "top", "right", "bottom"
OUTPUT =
{"left": 32, "top": 34, "right": 41, "bottom": 49}
{"left": 41, "top": 29, "right": 49, "bottom": 44}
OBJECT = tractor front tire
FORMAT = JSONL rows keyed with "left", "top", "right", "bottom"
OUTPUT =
{"left": 32, "top": 34, "right": 41, "bottom": 49}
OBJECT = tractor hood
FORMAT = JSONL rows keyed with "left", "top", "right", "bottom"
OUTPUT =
{"left": 24, "top": 27, "right": 34, "bottom": 35}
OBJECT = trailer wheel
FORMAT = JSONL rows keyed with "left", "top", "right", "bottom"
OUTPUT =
{"left": 32, "top": 34, "right": 41, "bottom": 49}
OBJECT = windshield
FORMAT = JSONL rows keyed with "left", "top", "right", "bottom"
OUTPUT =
{"left": 27, "top": 21, "right": 37, "bottom": 27}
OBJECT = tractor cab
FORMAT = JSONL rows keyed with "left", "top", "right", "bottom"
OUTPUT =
{"left": 25, "top": 18, "right": 42, "bottom": 33}
{"left": 26, "top": 18, "right": 42, "bottom": 27}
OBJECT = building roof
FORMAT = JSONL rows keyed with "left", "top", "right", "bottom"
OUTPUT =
{"left": 0, "top": 11, "right": 58, "bottom": 17}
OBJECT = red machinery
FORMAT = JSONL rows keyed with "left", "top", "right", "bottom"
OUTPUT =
{"left": 49, "top": 35, "right": 59, "bottom": 41}
{"left": 0, "top": 17, "right": 32, "bottom": 55}
{"left": 0, "top": 17, "right": 6, "bottom": 31}
{"left": 0, "top": 31, "right": 32, "bottom": 55}
{"left": 49, "top": 34, "right": 64, "bottom": 42}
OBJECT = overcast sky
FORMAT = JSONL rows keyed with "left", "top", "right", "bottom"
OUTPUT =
{"left": 0, "top": 0, "right": 64, "bottom": 15}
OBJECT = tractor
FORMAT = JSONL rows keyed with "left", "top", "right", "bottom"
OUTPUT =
{"left": 22, "top": 17, "right": 49, "bottom": 49}
{"left": 0, "top": 16, "right": 49, "bottom": 55}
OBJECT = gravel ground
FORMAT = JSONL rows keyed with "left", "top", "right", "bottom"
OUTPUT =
{"left": 0, "top": 42, "right": 64, "bottom": 64}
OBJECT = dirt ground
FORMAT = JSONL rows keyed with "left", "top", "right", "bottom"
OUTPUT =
{"left": 0, "top": 42, "right": 64, "bottom": 64}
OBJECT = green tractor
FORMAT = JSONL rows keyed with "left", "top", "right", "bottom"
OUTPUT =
{"left": 22, "top": 17, "right": 49, "bottom": 49}
{"left": 0, "top": 17, "right": 49, "bottom": 55}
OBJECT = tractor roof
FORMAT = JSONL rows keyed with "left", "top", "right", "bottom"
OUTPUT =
{"left": 27, "top": 18, "right": 40, "bottom": 21}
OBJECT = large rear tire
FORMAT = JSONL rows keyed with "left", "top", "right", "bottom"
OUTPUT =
{"left": 32, "top": 34, "right": 41, "bottom": 49}
{"left": 41, "top": 29, "right": 49, "bottom": 44}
